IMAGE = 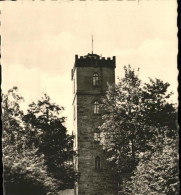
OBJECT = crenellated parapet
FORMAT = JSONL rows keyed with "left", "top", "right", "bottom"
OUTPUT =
{"left": 74, "top": 53, "right": 116, "bottom": 68}
{"left": 71, "top": 53, "right": 116, "bottom": 80}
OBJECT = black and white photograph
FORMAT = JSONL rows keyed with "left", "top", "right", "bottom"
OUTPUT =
{"left": 1, "top": 0, "right": 179, "bottom": 194}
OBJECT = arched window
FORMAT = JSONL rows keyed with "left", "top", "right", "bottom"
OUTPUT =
{"left": 95, "top": 156, "right": 101, "bottom": 170}
{"left": 93, "top": 73, "right": 99, "bottom": 86}
{"left": 93, "top": 101, "right": 99, "bottom": 114}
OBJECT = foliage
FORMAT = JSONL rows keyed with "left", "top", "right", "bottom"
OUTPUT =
{"left": 4, "top": 147, "right": 60, "bottom": 195}
{"left": 99, "top": 65, "right": 178, "bottom": 193}
{"left": 122, "top": 135, "right": 179, "bottom": 195}
{"left": 23, "top": 93, "right": 75, "bottom": 189}
{"left": 2, "top": 87, "right": 74, "bottom": 194}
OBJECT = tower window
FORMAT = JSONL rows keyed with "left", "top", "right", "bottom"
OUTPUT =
{"left": 94, "top": 132, "right": 100, "bottom": 141}
{"left": 95, "top": 156, "right": 101, "bottom": 170}
{"left": 93, "top": 73, "right": 99, "bottom": 86}
{"left": 93, "top": 101, "right": 99, "bottom": 114}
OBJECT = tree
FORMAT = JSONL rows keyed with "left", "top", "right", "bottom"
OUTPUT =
{"left": 123, "top": 135, "right": 179, "bottom": 195}
{"left": 99, "top": 65, "right": 178, "bottom": 191}
{"left": 2, "top": 87, "right": 61, "bottom": 195}
{"left": 23, "top": 93, "right": 76, "bottom": 190}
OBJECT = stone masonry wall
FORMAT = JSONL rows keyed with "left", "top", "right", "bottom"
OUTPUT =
{"left": 76, "top": 94, "right": 117, "bottom": 195}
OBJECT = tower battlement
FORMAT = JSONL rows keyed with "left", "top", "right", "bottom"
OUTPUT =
{"left": 74, "top": 54, "right": 116, "bottom": 67}
{"left": 71, "top": 54, "right": 116, "bottom": 80}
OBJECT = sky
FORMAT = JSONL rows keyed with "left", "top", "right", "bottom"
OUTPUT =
{"left": 1, "top": 0, "right": 178, "bottom": 133}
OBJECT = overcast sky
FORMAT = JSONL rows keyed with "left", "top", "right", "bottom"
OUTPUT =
{"left": 1, "top": 0, "right": 177, "bottom": 133}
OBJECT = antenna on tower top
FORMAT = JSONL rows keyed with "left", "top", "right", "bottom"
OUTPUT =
{"left": 92, "top": 35, "right": 93, "bottom": 54}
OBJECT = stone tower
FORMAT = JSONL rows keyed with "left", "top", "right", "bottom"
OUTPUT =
{"left": 71, "top": 53, "right": 117, "bottom": 195}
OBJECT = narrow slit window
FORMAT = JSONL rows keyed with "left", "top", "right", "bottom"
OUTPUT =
{"left": 95, "top": 156, "right": 101, "bottom": 170}
{"left": 93, "top": 73, "right": 99, "bottom": 86}
{"left": 93, "top": 101, "right": 99, "bottom": 114}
